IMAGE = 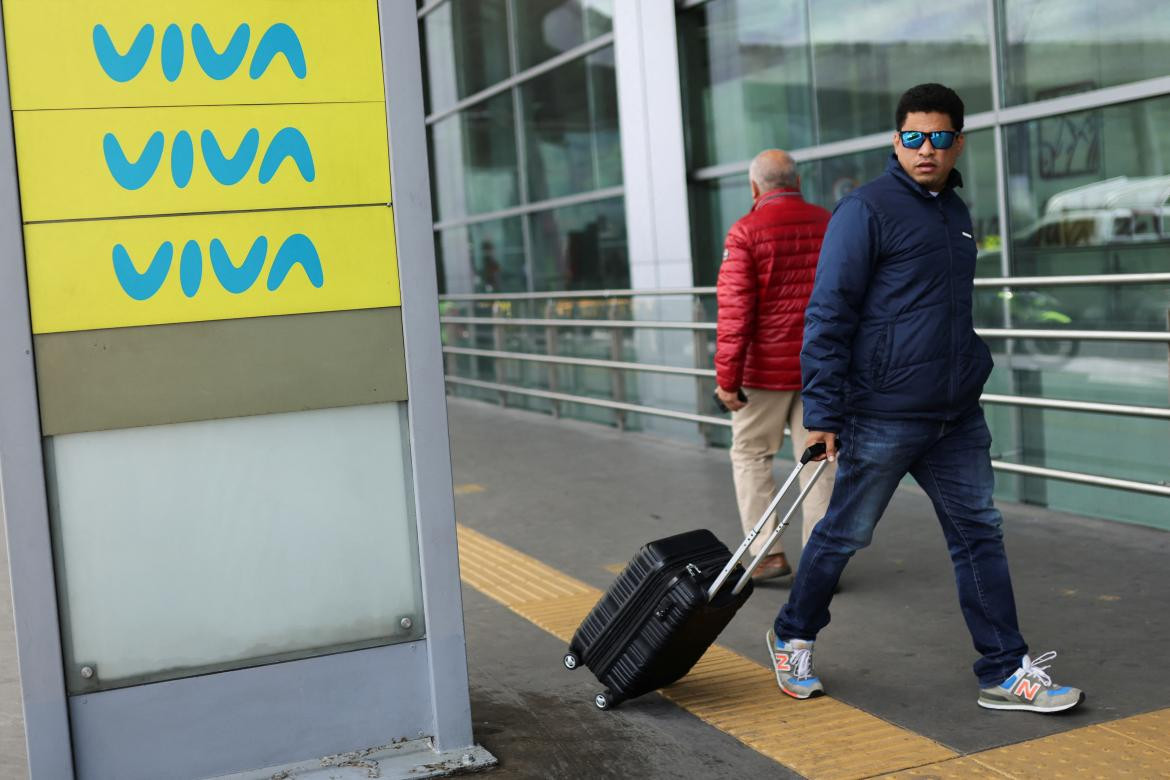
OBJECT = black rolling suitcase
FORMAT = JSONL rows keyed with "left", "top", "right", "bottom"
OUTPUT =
{"left": 564, "top": 443, "right": 830, "bottom": 709}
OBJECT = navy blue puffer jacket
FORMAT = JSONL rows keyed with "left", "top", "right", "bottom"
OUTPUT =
{"left": 801, "top": 155, "right": 994, "bottom": 432}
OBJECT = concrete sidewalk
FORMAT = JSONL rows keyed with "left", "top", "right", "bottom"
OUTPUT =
{"left": 447, "top": 397, "right": 1170, "bottom": 777}
{"left": 2, "top": 396, "right": 1167, "bottom": 778}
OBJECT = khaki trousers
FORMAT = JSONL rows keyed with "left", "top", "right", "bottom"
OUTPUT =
{"left": 730, "top": 388, "right": 836, "bottom": 557}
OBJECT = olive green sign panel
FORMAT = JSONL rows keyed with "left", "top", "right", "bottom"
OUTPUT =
{"left": 36, "top": 307, "right": 407, "bottom": 435}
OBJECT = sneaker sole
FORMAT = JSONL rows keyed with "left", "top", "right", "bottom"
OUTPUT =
{"left": 764, "top": 630, "right": 824, "bottom": 700}
{"left": 781, "top": 685, "right": 824, "bottom": 700}
{"left": 977, "top": 691, "right": 1085, "bottom": 713}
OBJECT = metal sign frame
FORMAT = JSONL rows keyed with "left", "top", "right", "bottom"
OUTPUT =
{"left": 0, "top": 2, "right": 474, "bottom": 776}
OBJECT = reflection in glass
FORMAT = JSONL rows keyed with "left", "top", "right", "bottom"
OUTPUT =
{"left": 1006, "top": 97, "right": 1170, "bottom": 266}
{"left": 677, "top": 0, "right": 813, "bottom": 169}
{"left": 1001, "top": 0, "right": 1170, "bottom": 106}
{"left": 809, "top": 0, "right": 991, "bottom": 143}
{"left": 436, "top": 217, "right": 527, "bottom": 295}
{"left": 806, "top": 133, "right": 1004, "bottom": 269}
{"left": 529, "top": 197, "right": 628, "bottom": 290}
{"left": 422, "top": 0, "right": 511, "bottom": 113}
{"left": 677, "top": 0, "right": 992, "bottom": 159}
{"left": 691, "top": 131, "right": 999, "bottom": 287}
{"left": 513, "top": 0, "right": 613, "bottom": 70}
{"left": 521, "top": 50, "right": 622, "bottom": 202}
{"left": 689, "top": 176, "right": 751, "bottom": 286}
{"left": 429, "top": 91, "right": 520, "bottom": 221}
{"left": 797, "top": 147, "right": 890, "bottom": 211}
{"left": 994, "top": 95, "right": 1170, "bottom": 524}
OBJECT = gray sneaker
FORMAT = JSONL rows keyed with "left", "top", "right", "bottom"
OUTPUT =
{"left": 765, "top": 629, "right": 824, "bottom": 699}
{"left": 978, "top": 651, "right": 1084, "bottom": 713}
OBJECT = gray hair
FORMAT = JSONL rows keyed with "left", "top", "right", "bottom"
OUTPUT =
{"left": 749, "top": 149, "right": 798, "bottom": 192}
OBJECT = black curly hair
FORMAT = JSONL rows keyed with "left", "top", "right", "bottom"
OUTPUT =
{"left": 896, "top": 83, "right": 965, "bottom": 133}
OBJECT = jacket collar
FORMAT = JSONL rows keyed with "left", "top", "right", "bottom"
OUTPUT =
{"left": 885, "top": 153, "right": 963, "bottom": 198}
{"left": 752, "top": 187, "right": 803, "bottom": 211}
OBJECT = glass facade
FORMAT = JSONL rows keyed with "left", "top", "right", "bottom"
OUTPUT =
{"left": 423, "top": 0, "right": 511, "bottom": 112}
{"left": 691, "top": 130, "right": 1003, "bottom": 285}
{"left": 678, "top": 0, "right": 992, "bottom": 170}
{"left": 1001, "top": 0, "right": 1170, "bottom": 106}
{"left": 679, "top": 0, "right": 1170, "bottom": 528}
{"left": 421, "top": 0, "right": 625, "bottom": 295}
{"left": 678, "top": 0, "right": 815, "bottom": 170}
{"left": 810, "top": 0, "right": 992, "bottom": 143}
{"left": 990, "top": 95, "right": 1170, "bottom": 521}
{"left": 529, "top": 196, "right": 627, "bottom": 290}
{"left": 430, "top": 92, "right": 520, "bottom": 222}
{"left": 520, "top": 50, "right": 622, "bottom": 202}
{"left": 421, "top": 0, "right": 1170, "bottom": 528}
{"left": 514, "top": 0, "right": 614, "bottom": 71}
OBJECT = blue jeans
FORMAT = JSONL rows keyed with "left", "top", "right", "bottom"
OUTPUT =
{"left": 775, "top": 407, "right": 1028, "bottom": 687}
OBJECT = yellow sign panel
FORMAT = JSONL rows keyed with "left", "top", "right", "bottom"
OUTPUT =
{"left": 2, "top": 0, "right": 385, "bottom": 109}
{"left": 14, "top": 102, "right": 391, "bottom": 222}
{"left": 25, "top": 206, "right": 400, "bottom": 334}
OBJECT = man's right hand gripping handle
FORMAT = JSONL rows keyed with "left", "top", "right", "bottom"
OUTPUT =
{"left": 804, "top": 431, "right": 838, "bottom": 463}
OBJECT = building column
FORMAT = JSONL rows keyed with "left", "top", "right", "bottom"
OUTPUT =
{"left": 613, "top": 0, "right": 693, "bottom": 290}
{"left": 614, "top": 2, "right": 707, "bottom": 437}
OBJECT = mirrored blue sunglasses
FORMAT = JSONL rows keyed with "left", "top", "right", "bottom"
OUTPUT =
{"left": 899, "top": 130, "right": 958, "bottom": 150}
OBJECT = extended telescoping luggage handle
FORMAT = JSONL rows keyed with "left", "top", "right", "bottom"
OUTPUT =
{"left": 706, "top": 442, "right": 831, "bottom": 602}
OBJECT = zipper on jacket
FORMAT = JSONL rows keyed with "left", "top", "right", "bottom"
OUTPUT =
{"left": 939, "top": 197, "right": 957, "bottom": 410}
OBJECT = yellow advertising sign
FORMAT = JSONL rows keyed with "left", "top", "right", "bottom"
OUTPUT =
{"left": 14, "top": 102, "right": 391, "bottom": 222}
{"left": 24, "top": 206, "right": 400, "bottom": 334}
{"left": 2, "top": 0, "right": 385, "bottom": 109}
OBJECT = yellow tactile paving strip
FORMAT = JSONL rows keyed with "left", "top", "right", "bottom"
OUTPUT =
{"left": 456, "top": 524, "right": 1170, "bottom": 779}
{"left": 879, "top": 756, "right": 1013, "bottom": 778}
{"left": 456, "top": 525, "right": 955, "bottom": 778}
{"left": 880, "top": 709, "right": 1170, "bottom": 779}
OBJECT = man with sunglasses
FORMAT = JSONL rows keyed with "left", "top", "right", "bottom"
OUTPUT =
{"left": 765, "top": 83, "right": 1084, "bottom": 714}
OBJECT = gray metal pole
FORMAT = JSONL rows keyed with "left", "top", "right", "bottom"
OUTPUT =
{"left": 0, "top": 14, "right": 75, "bottom": 780}
{"left": 378, "top": 0, "right": 476, "bottom": 753}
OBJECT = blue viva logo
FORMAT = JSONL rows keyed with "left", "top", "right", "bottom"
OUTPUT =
{"left": 92, "top": 23, "right": 306, "bottom": 82}
{"left": 103, "top": 128, "right": 315, "bottom": 190}
{"left": 113, "top": 235, "right": 324, "bottom": 300}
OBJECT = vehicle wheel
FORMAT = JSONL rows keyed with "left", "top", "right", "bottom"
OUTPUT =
{"left": 1021, "top": 337, "right": 1079, "bottom": 364}
{"left": 563, "top": 653, "right": 579, "bottom": 670}
{"left": 594, "top": 692, "right": 612, "bottom": 710}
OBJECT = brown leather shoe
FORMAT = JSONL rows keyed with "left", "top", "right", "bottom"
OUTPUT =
{"left": 751, "top": 552, "right": 792, "bottom": 581}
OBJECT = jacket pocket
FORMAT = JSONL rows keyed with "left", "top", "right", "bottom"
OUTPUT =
{"left": 870, "top": 322, "right": 892, "bottom": 390}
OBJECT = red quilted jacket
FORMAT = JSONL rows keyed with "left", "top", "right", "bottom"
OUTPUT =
{"left": 715, "top": 188, "right": 830, "bottom": 391}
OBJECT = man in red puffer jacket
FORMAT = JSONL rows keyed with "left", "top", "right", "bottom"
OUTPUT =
{"left": 715, "top": 149, "right": 837, "bottom": 580}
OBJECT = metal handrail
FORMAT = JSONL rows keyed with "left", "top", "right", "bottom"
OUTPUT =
{"left": 445, "top": 376, "right": 1169, "bottom": 496}
{"left": 979, "top": 394, "right": 1170, "bottom": 420}
{"left": 446, "top": 345, "right": 1170, "bottom": 421}
{"left": 990, "top": 462, "right": 1170, "bottom": 498}
{"left": 444, "top": 315, "right": 1169, "bottom": 342}
{"left": 976, "top": 328, "right": 1170, "bottom": 342}
{"left": 442, "top": 346, "right": 714, "bottom": 378}
{"left": 441, "top": 282, "right": 1170, "bottom": 498}
{"left": 441, "top": 316, "right": 717, "bottom": 331}
{"left": 445, "top": 376, "right": 731, "bottom": 428}
{"left": 439, "top": 287, "right": 714, "bottom": 301}
{"left": 973, "top": 272, "right": 1170, "bottom": 288}
{"left": 437, "top": 272, "right": 1168, "bottom": 302}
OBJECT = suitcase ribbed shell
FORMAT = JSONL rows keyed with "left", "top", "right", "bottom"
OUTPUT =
{"left": 568, "top": 529, "right": 753, "bottom": 706}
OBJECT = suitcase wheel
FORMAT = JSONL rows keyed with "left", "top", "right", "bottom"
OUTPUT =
{"left": 594, "top": 691, "right": 615, "bottom": 710}
{"left": 563, "top": 652, "right": 579, "bottom": 671}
